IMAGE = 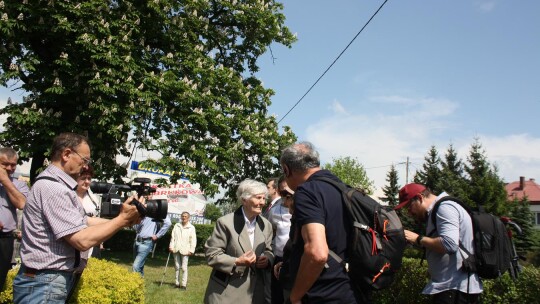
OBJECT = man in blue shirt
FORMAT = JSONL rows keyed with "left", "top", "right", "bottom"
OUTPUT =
{"left": 394, "top": 183, "right": 482, "bottom": 304}
{"left": 132, "top": 215, "right": 171, "bottom": 276}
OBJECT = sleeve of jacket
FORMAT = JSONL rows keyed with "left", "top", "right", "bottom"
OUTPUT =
{"left": 190, "top": 225, "right": 197, "bottom": 253}
{"left": 264, "top": 219, "right": 274, "bottom": 267}
{"left": 205, "top": 217, "right": 244, "bottom": 275}
{"left": 169, "top": 224, "right": 177, "bottom": 250}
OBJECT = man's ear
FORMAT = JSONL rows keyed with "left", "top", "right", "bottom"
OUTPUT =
{"left": 283, "top": 165, "right": 290, "bottom": 177}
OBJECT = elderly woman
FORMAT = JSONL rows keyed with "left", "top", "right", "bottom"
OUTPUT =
{"left": 204, "top": 179, "right": 274, "bottom": 304}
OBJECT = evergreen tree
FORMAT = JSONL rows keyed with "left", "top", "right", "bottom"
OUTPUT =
{"left": 413, "top": 145, "right": 441, "bottom": 192}
{"left": 509, "top": 196, "right": 537, "bottom": 252}
{"left": 381, "top": 164, "right": 400, "bottom": 208}
{"left": 323, "top": 156, "right": 374, "bottom": 194}
{"left": 437, "top": 144, "right": 467, "bottom": 199}
{"left": 464, "top": 139, "right": 508, "bottom": 215}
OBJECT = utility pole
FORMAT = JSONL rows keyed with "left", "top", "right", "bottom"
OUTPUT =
{"left": 405, "top": 156, "right": 409, "bottom": 184}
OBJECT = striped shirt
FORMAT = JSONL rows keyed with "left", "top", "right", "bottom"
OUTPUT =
{"left": 20, "top": 165, "right": 87, "bottom": 270}
{"left": 0, "top": 177, "right": 29, "bottom": 232}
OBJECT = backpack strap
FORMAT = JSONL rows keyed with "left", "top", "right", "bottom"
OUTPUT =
{"left": 309, "top": 176, "right": 352, "bottom": 271}
{"left": 34, "top": 175, "right": 81, "bottom": 269}
{"left": 429, "top": 196, "right": 471, "bottom": 235}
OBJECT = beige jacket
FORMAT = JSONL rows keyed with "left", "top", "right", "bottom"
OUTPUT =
{"left": 169, "top": 222, "right": 197, "bottom": 255}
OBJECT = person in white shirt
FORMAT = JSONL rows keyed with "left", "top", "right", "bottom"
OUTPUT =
{"left": 169, "top": 212, "right": 197, "bottom": 289}
{"left": 268, "top": 176, "right": 293, "bottom": 304}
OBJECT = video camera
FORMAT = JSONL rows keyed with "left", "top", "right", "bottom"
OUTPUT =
{"left": 90, "top": 177, "right": 168, "bottom": 220}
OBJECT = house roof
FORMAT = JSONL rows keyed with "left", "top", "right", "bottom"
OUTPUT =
{"left": 505, "top": 177, "right": 540, "bottom": 205}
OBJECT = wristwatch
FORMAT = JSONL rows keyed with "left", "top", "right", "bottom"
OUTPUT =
{"left": 416, "top": 235, "right": 424, "bottom": 247}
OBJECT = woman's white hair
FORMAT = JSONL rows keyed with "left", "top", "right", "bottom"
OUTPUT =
{"left": 236, "top": 179, "right": 268, "bottom": 204}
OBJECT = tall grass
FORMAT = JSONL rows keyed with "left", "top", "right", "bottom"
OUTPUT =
{"left": 102, "top": 250, "right": 211, "bottom": 304}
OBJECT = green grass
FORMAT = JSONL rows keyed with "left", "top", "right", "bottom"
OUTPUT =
{"left": 101, "top": 250, "right": 211, "bottom": 304}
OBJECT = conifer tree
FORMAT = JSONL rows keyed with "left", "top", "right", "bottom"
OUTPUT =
{"left": 381, "top": 164, "right": 400, "bottom": 208}
{"left": 509, "top": 196, "right": 537, "bottom": 252}
{"left": 464, "top": 139, "right": 508, "bottom": 215}
{"left": 437, "top": 144, "right": 467, "bottom": 199}
{"left": 413, "top": 145, "right": 441, "bottom": 192}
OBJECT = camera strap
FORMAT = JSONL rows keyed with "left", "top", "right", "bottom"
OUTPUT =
{"left": 35, "top": 175, "right": 81, "bottom": 269}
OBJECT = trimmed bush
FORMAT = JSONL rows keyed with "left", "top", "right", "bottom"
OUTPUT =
{"left": 0, "top": 258, "right": 144, "bottom": 304}
{"left": 373, "top": 257, "right": 540, "bottom": 304}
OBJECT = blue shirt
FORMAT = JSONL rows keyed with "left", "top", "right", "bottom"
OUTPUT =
{"left": 134, "top": 216, "right": 171, "bottom": 239}
{"left": 424, "top": 193, "right": 483, "bottom": 295}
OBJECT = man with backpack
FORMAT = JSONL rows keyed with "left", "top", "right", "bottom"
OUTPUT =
{"left": 280, "top": 141, "right": 367, "bottom": 304}
{"left": 394, "top": 183, "right": 482, "bottom": 304}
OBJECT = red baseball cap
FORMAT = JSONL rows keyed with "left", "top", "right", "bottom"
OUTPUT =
{"left": 394, "top": 183, "right": 426, "bottom": 210}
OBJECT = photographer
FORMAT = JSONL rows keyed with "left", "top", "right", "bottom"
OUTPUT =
{"left": 13, "top": 133, "right": 142, "bottom": 304}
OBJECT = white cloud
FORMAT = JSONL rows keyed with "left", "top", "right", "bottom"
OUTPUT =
{"left": 475, "top": 1, "right": 496, "bottom": 12}
{"left": 329, "top": 99, "right": 347, "bottom": 115}
{"left": 303, "top": 95, "right": 540, "bottom": 197}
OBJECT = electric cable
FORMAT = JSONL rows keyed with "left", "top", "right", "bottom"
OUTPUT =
{"left": 278, "top": 0, "right": 390, "bottom": 124}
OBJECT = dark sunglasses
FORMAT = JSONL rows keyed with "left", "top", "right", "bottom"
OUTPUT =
{"left": 279, "top": 190, "right": 293, "bottom": 198}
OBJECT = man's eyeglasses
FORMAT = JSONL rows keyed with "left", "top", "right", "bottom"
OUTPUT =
{"left": 72, "top": 150, "right": 92, "bottom": 165}
{"left": 279, "top": 190, "right": 293, "bottom": 198}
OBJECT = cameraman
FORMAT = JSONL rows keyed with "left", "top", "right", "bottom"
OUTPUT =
{"left": 13, "top": 133, "right": 142, "bottom": 304}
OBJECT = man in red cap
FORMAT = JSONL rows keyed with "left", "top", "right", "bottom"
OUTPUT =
{"left": 394, "top": 183, "right": 482, "bottom": 304}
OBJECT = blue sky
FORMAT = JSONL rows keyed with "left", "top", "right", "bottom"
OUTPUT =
{"left": 257, "top": 0, "right": 540, "bottom": 194}
{"left": 1, "top": 0, "right": 539, "bottom": 196}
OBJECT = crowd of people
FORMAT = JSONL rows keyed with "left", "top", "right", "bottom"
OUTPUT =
{"left": 0, "top": 133, "right": 483, "bottom": 304}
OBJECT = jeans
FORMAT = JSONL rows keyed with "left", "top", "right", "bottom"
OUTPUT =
{"left": 13, "top": 266, "right": 74, "bottom": 304}
{"left": 133, "top": 239, "right": 154, "bottom": 276}
{"left": 173, "top": 253, "right": 189, "bottom": 287}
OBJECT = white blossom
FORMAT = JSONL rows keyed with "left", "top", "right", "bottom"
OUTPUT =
{"left": 1, "top": 13, "right": 8, "bottom": 22}
{"left": 94, "top": 72, "right": 100, "bottom": 79}
{"left": 166, "top": 52, "right": 173, "bottom": 59}
{"left": 138, "top": 83, "right": 144, "bottom": 90}
{"left": 17, "top": 13, "right": 24, "bottom": 20}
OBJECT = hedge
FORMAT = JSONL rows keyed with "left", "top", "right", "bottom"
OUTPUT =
{"left": 104, "top": 223, "right": 214, "bottom": 255}
{"left": 373, "top": 257, "right": 540, "bottom": 304}
{"left": 0, "top": 258, "right": 144, "bottom": 304}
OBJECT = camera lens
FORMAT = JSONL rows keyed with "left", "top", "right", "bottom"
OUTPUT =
{"left": 145, "top": 199, "right": 168, "bottom": 220}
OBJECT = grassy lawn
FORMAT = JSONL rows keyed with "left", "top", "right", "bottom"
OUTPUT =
{"left": 102, "top": 250, "right": 211, "bottom": 304}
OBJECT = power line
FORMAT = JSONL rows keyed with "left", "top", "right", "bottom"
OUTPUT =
{"left": 278, "top": 0, "right": 390, "bottom": 124}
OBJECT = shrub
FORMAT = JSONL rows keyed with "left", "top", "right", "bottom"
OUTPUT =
{"left": 373, "top": 257, "right": 540, "bottom": 304}
{"left": 194, "top": 224, "right": 214, "bottom": 253}
{"left": 72, "top": 258, "right": 144, "bottom": 303}
{"left": 0, "top": 259, "right": 144, "bottom": 304}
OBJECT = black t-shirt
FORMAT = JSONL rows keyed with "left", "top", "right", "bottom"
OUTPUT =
{"left": 288, "top": 170, "right": 357, "bottom": 303}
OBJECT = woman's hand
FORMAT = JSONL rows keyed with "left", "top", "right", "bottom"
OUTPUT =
{"left": 235, "top": 250, "right": 256, "bottom": 266}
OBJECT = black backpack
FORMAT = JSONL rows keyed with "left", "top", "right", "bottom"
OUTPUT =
{"left": 314, "top": 177, "right": 407, "bottom": 290}
{"left": 430, "top": 196, "right": 513, "bottom": 279}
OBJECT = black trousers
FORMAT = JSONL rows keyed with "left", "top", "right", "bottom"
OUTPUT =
{"left": 0, "top": 236, "right": 14, "bottom": 290}
{"left": 432, "top": 290, "right": 480, "bottom": 304}
{"left": 271, "top": 256, "right": 284, "bottom": 304}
